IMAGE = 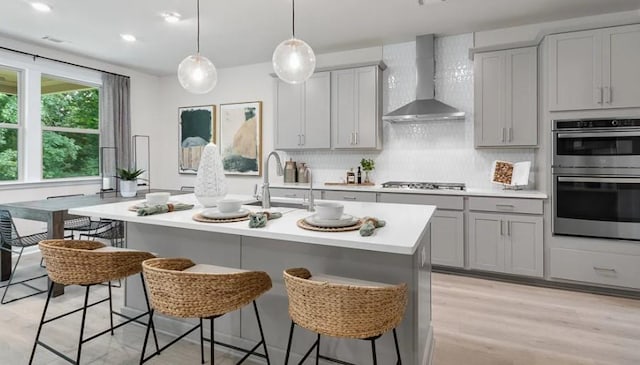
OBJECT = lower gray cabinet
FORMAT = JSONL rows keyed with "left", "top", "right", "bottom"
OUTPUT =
{"left": 431, "top": 210, "right": 464, "bottom": 268}
{"left": 468, "top": 212, "right": 543, "bottom": 277}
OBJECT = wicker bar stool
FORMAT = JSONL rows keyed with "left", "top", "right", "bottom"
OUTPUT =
{"left": 29, "top": 240, "right": 160, "bottom": 365}
{"left": 283, "top": 268, "right": 408, "bottom": 365}
{"left": 140, "top": 258, "right": 272, "bottom": 365}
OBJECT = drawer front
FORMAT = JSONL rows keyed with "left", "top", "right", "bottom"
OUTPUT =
{"left": 378, "top": 193, "right": 464, "bottom": 210}
{"left": 468, "top": 196, "right": 543, "bottom": 214}
{"left": 323, "top": 190, "right": 377, "bottom": 202}
{"left": 269, "top": 188, "right": 321, "bottom": 200}
{"left": 550, "top": 248, "right": 640, "bottom": 289}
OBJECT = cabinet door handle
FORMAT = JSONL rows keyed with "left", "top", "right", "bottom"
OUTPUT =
{"left": 342, "top": 196, "right": 357, "bottom": 201}
{"left": 284, "top": 194, "right": 297, "bottom": 198}
{"left": 496, "top": 204, "right": 515, "bottom": 211}
{"left": 301, "top": 134, "right": 305, "bottom": 145}
{"left": 507, "top": 221, "right": 511, "bottom": 236}
{"left": 500, "top": 220, "right": 504, "bottom": 236}
{"left": 355, "top": 131, "right": 358, "bottom": 145}
{"left": 508, "top": 127, "right": 513, "bottom": 142}
{"left": 502, "top": 127, "right": 506, "bottom": 142}
{"left": 593, "top": 266, "right": 617, "bottom": 274}
{"left": 350, "top": 132, "right": 354, "bottom": 145}
{"left": 604, "top": 86, "right": 611, "bottom": 104}
{"left": 297, "top": 134, "right": 301, "bottom": 146}
{"left": 595, "top": 87, "right": 603, "bottom": 104}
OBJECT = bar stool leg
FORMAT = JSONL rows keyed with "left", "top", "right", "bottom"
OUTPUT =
{"left": 284, "top": 321, "right": 295, "bottom": 365}
{"left": 393, "top": 328, "right": 402, "bottom": 364}
{"left": 76, "top": 285, "right": 91, "bottom": 364}
{"left": 252, "top": 301, "right": 271, "bottom": 364}
{"left": 140, "top": 309, "right": 154, "bottom": 364}
{"left": 370, "top": 339, "right": 377, "bottom": 365}
{"left": 140, "top": 273, "right": 160, "bottom": 353}
{"left": 200, "top": 318, "right": 205, "bottom": 364}
{"left": 28, "top": 282, "right": 54, "bottom": 365}
{"left": 210, "top": 317, "right": 215, "bottom": 364}
{"left": 108, "top": 283, "right": 114, "bottom": 336}
{"left": 315, "top": 334, "right": 320, "bottom": 365}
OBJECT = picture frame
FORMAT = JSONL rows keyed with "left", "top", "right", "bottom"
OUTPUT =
{"left": 219, "top": 101, "right": 263, "bottom": 176}
{"left": 178, "top": 105, "right": 216, "bottom": 174}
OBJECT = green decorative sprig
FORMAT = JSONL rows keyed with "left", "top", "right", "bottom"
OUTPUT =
{"left": 117, "top": 168, "right": 145, "bottom": 181}
{"left": 360, "top": 158, "right": 375, "bottom": 172}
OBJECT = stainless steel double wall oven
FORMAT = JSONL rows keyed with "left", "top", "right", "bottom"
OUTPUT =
{"left": 552, "top": 118, "right": 640, "bottom": 241}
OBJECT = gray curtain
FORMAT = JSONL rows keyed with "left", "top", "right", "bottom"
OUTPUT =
{"left": 100, "top": 73, "right": 131, "bottom": 174}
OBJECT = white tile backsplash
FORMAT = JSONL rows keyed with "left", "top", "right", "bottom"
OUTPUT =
{"left": 285, "top": 34, "right": 535, "bottom": 189}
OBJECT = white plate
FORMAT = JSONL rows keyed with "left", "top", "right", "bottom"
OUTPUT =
{"left": 201, "top": 208, "right": 249, "bottom": 219}
{"left": 304, "top": 214, "right": 359, "bottom": 228}
{"left": 133, "top": 200, "right": 179, "bottom": 209}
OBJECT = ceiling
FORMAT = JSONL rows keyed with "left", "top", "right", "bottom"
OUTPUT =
{"left": 0, "top": 0, "right": 639, "bottom": 76}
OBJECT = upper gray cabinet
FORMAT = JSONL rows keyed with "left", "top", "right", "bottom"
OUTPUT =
{"left": 548, "top": 24, "right": 640, "bottom": 111}
{"left": 274, "top": 72, "right": 331, "bottom": 150}
{"left": 474, "top": 47, "right": 538, "bottom": 148}
{"left": 331, "top": 66, "right": 382, "bottom": 149}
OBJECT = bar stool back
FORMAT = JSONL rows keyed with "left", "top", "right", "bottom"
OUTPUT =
{"left": 29, "top": 240, "right": 159, "bottom": 365}
{"left": 283, "top": 268, "right": 408, "bottom": 364}
{"left": 141, "top": 257, "right": 272, "bottom": 364}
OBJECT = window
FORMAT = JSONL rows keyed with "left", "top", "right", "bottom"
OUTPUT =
{"left": 0, "top": 67, "right": 19, "bottom": 181}
{"left": 41, "top": 75, "right": 100, "bottom": 179}
{"left": 0, "top": 51, "right": 102, "bottom": 185}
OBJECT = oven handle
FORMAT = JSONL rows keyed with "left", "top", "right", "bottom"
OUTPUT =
{"left": 556, "top": 131, "right": 640, "bottom": 139}
{"left": 557, "top": 176, "right": 640, "bottom": 184}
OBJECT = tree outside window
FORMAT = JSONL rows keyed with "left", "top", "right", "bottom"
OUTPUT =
{"left": 0, "top": 67, "right": 18, "bottom": 181}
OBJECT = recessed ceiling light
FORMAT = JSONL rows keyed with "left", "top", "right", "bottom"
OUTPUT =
{"left": 31, "top": 2, "right": 52, "bottom": 12}
{"left": 120, "top": 34, "right": 137, "bottom": 42}
{"left": 162, "top": 12, "right": 181, "bottom": 23}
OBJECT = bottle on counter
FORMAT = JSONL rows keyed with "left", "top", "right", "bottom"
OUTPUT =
{"left": 298, "top": 163, "right": 309, "bottom": 184}
{"left": 357, "top": 166, "right": 362, "bottom": 184}
{"left": 284, "top": 159, "right": 297, "bottom": 183}
{"left": 347, "top": 168, "right": 356, "bottom": 184}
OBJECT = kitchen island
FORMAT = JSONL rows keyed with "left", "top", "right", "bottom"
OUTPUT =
{"left": 69, "top": 194, "right": 435, "bottom": 364}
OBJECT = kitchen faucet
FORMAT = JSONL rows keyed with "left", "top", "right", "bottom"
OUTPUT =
{"left": 262, "top": 151, "right": 284, "bottom": 209}
{"left": 305, "top": 168, "right": 315, "bottom": 212}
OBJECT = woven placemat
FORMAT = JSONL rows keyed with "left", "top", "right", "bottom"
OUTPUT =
{"left": 192, "top": 212, "right": 250, "bottom": 223}
{"left": 297, "top": 218, "right": 363, "bottom": 232}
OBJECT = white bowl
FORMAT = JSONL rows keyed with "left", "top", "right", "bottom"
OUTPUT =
{"left": 314, "top": 202, "right": 344, "bottom": 220}
{"left": 145, "top": 192, "right": 170, "bottom": 205}
{"left": 217, "top": 198, "right": 243, "bottom": 213}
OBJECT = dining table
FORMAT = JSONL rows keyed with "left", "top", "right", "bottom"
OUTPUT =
{"left": 0, "top": 189, "right": 186, "bottom": 297}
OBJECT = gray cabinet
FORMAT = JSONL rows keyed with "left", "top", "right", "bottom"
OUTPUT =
{"left": 378, "top": 193, "right": 464, "bottom": 268}
{"left": 548, "top": 24, "right": 640, "bottom": 111}
{"left": 468, "top": 212, "right": 543, "bottom": 277}
{"left": 474, "top": 47, "right": 537, "bottom": 147}
{"left": 269, "top": 187, "right": 322, "bottom": 200}
{"left": 331, "top": 66, "right": 382, "bottom": 149}
{"left": 275, "top": 72, "right": 331, "bottom": 150}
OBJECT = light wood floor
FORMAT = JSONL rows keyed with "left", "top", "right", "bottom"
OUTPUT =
{"left": 1, "top": 253, "right": 639, "bottom": 364}
{"left": 432, "top": 272, "right": 640, "bottom": 365}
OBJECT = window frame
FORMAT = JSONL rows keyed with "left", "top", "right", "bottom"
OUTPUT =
{"left": 0, "top": 49, "right": 103, "bottom": 186}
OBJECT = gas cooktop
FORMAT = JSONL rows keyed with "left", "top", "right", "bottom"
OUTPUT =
{"left": 381, "top": 181, "right": 466, "bottom": 191}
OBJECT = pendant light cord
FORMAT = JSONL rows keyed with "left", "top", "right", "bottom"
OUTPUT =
{"left": 197, "top": 0, "right": 201, "bottom": 54}
{"left": 292, "top": 0, "right": 296, "bottom": 38}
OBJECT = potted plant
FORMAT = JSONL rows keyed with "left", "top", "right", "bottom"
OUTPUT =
{"left": 360, "top": 158, "right": 375, "bottom": 183}
{"left": 117, "top": 168, "right": 144, "bottom": 197}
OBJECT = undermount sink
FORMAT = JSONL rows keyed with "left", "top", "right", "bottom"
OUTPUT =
{"left": 245, "top": 201, "right": 306, "bottom": 209}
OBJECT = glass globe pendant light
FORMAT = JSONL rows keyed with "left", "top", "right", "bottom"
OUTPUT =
{"left": 272, "top": 0, "right": 316, "bottom": 84}
{"left": 178, "top": 0, "right": 217, "bottom": 94}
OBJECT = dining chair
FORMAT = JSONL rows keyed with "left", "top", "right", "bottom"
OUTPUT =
{"left": 46, "top": 194, "right": 112, "bottom": 236}
{"left": 0, "top": 209, "right": 71, "bottom": 304}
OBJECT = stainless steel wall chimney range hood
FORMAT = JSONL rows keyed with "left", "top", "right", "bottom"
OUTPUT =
{"left": 383, "top": 34, "right": 465, "bottom": 123}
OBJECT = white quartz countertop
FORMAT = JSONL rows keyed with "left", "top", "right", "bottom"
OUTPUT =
{"left": 69, "top": 194, "right": 435, "bottom": 255}
{"left": 270, "top": 183, "right": 548, "bottom": 199}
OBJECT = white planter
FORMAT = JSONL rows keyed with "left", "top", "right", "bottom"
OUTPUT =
{"left": 120, "top": 180, "right": 138, "bottom": 198}
{"left": 195, "top": 143, "right": 227, "bottom": 207}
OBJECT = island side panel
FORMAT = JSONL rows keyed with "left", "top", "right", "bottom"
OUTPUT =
{"left": 241, "top": 231, "right": 433, "bottom": 364}
{"left": 125, "top": 223, "right": 243, "bottom": 338}
{"left": 416, "top": 224, "right": 433, "bottom": 365}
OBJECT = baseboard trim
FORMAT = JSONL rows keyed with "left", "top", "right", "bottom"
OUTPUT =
{"left": 433, "top": 266, "right": 640, "bottom": 299}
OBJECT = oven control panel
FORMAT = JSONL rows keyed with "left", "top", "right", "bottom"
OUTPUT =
{"left": 554, "top": 119, "right": 640, "bottom": 129}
